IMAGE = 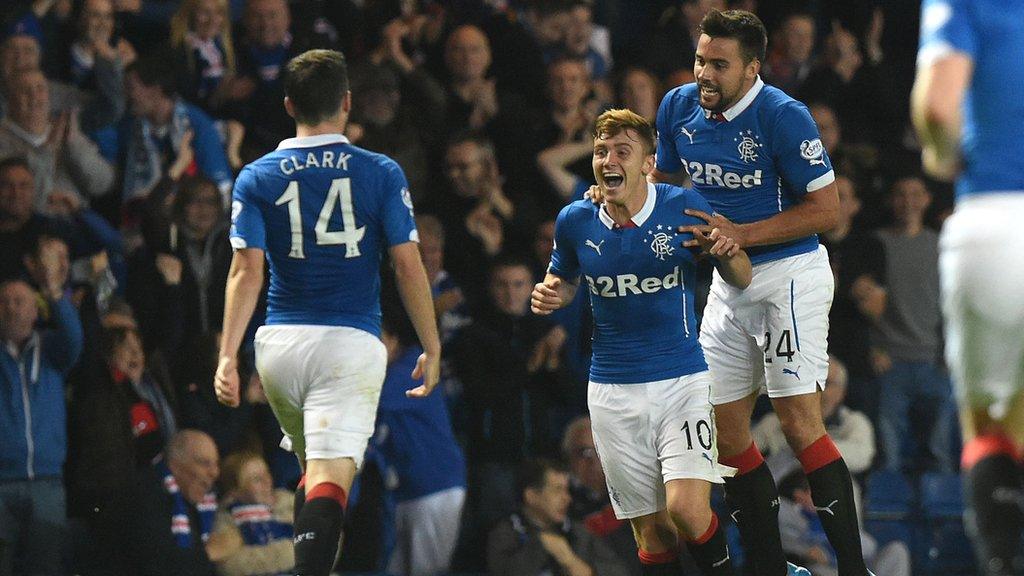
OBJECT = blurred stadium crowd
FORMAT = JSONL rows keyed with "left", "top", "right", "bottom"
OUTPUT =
{"left": 0, "top": 0, "right": 967, "bottom": 574}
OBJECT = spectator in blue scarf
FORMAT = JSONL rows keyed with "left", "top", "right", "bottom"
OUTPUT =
{"left": 210, "top": 451, "right": 294, "bottom": 576}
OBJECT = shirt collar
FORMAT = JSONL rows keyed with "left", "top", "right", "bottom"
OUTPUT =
{"left": 598, "top": 182, "right": 657, "bottom": 229}
{"left": 703, "top": 75, "right": 764, "bottom": 122}
{"left": 276, "top": 134, "right": 350, "bottom": 151}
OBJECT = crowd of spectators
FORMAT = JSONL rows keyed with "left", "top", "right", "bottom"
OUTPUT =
{"left": 0, "top": 0, "right": 957, "bottom": 574}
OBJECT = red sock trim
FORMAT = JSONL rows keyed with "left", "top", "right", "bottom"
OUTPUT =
{"left": 686, "top": 513, "right": 719, "bottom": 545}
{"left": 305, "top": 482, "right": 348, "bottom": 509}
{"left": 719, "top": 442, "right": 765, "bottom": 476}
{"left": 297, "top": 474, "right": 306, "bottom": 490}
{"left": 638, "top": 547, "right": 679, "bottom": 565}
{"left": 798, "top": 435, "right": 842, "bottom": 474}
{"left": 962, "top": 434, "right": 1019, "bottom": 471}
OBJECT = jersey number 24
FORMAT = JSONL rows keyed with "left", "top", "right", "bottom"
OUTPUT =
{"left": 275, "top": 177, "right": 366, "bottom": 259}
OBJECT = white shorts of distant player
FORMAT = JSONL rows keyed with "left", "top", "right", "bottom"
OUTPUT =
{"left": 254, "top": 325, "right": 387, "bottom": 468}
{"left": 588, "top": 372, "right": 734, "bottom": 520}
{"left": 939, "top": 193, "right": 1024, "bottom": 419}
{"left": 387, "top": 486, "right": 466, "bottom": 576}
{"left": 701, "top": 245, "right": 834, "bottom": 405}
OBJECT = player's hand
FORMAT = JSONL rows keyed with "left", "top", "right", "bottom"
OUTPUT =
{"left": 215, "top": 356, "right": 240, "bottom": 407}
{"left": 682, "top": 226, "right": 741, "bottom": 259}
{"left": 584, "top": 184, "right": 604, "bottom": 204}
{"left": 531, "top": 277, "right": 563, "bottom": 315}
{"left": 921, "top": 145, "right": 960, "bottom": 182}
{"left": 679, "top": 209, "right": 747, "bottom": 249}
{"left": 406, "top": 350, "right": 441, "bottom": 398}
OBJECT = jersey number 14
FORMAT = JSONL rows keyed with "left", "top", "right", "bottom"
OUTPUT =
{"left": 275, "top": 177, "right": 366, "bottom": 259}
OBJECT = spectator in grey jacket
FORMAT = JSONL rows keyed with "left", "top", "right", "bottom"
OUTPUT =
{"left": 0, "top": 235, "right": 84, "bottom": 576}
{"left": 0, "top": 69, "right": 116, "bottom": 210}
{"left": 488, "top": 458, "right": 627, "bottom": 576}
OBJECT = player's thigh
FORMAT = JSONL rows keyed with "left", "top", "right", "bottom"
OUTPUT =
{"left": 256, "top": 325, "right": 387, "bottom": 467}
{"left": 700, "top": 278, "right": 765, "bottom": 405}
{"left": 588, "top": 381, "right": 664, "bottom": 520}
{"left": 652, "top": 373, "right": 733, "bottom": 486}
{"left": 303, "top": 329, "right": 387, "bottom": 468}
{"left": 762, "top": 246, "right": 833, "bottom": 399}
{"left": 254, "top": 325, "right": 313, "bottom": 458}
{"left": 941, "top": 197, "right": 1024, "bottom": 421}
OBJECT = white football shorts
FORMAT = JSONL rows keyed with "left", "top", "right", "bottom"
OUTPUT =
{"left": 588, "top": 372, "right": 735, "bottom": 520}
{"left": 700, "top": 245, "right": 834, "bottom": 405}
{"left": 939, "top": 193, "right": 1024, "bottom": 419}
{"left": 254, "top": 324, "right": 387, "bottom": 468}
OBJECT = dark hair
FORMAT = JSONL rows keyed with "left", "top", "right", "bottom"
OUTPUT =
{"left": 126, "top": 54, "right": 178, "bottom": 97}
{"left": 446, "top": 130, "right": 498, "bottom": 166}
{"left": 700, "top": 9, "right": 768, "bottom": 64}
{"left": 171, "top": 175, "right": 223, "bottom": 223}
{"left": 0, "top": 155, "right": 32, "bottom": 177}
{"left": 284, "top": 49, "right": 349, "bottom": 126}
{"left": 489, "top": 254, "right": 532, "bottom": 279}
{"left": 101, "top": 326, "right": 141, "bottom": 361}
{"left": 518, "top": 458, "right": 568, "bottom": 499}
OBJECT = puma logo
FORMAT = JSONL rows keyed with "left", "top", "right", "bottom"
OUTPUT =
{"left": 585, "top": 239, "right": 605, "bottom": 255}
{"left": 681, "top": 127, "right": 696, "bottom": 145}
{"left": 815, "top": 499, "right": 839, "bottom": 517}
{"left": 782, "top": 365, "right": 801, "bottom": 380}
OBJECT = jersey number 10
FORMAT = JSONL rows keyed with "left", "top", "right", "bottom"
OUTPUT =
{"left": 275, "top": 177, "right": 366, "bottom": 259}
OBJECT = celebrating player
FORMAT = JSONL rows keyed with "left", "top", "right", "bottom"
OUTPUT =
{"left": 214, "top": 50, "right": 440, "bottom": 576}
{"left": 532, "top": 108, "right": 750, "bottom": 576}
{"left": 650, "top": 10, "right": 871, "bottom": 576}
{"left": 912, "top": 1, "right": 1024, "bottom": 573}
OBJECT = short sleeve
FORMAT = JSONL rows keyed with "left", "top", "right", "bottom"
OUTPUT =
{"left": 917, "top": 0, "right": 977, "bottom": 67}
{"left": 229, "top": 167, "right": 266, "bottom": 251}
{"left": 771, "top": 102, "right": 835, "bottom": 195}
{"left": 380, "top": 160, "right": 419, "bottom": 246}
{"left": 655, "top": 91, "right": 683, "bottom": 174}
{"left": 548, "top": 205, "right": 580, "bottom": 280}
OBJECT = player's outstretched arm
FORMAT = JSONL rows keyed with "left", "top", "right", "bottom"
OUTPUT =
{"left": 216, "top": 248, "right": 265, "bottom": 407}
{"left": 390, "top": 242, "right": 442, "bottom": 399}
{"left": 531, "top": 273, "right": 578, "bottom": 315}
{"left": 681, "top": 181, "right": 839, "bottom": 250}
{"left": 681, "top": 227, "right": 752, "bottom": 289}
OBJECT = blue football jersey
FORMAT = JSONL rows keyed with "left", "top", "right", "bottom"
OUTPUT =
{"left": 656, "top": 77, "right": 835, "bottom": 265}
{"left": 230, "top": 134, "right": 418, "bottom": 336}
{"left": 918, "top": 0, "right": 1024, "bottom": 199}
{"left": 548, "top": 183, "right": 710, "bottom": 384}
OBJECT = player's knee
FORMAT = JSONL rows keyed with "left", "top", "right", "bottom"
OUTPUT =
{"left": 716, "top": 426, "right": 752, "bottom": 458}
{"left": 775, "top": 395, "right": 827, "bottom": 448}
{"left": 630, "top": 514, "right": 677, "bottom": 552}
{"left": 778, "top": 413, "right": 827, "bottom": 451}
{"left": 666, "top": 492, "right": 712, "bottom": 540}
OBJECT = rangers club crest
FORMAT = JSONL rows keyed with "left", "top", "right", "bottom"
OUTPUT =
{"left": 735, "top": 130, "right": 762, "bottom": 163}
{"left": 648, "top": 225, "right": 678, "bottom": 260}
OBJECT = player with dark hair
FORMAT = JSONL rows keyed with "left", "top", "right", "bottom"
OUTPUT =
{"left": 912, "top": 1, "right": 1024, "bottom": 574}
{"left": 215, "top": 49, "right": 440, "bottom": 576}
{"left": 534, "top": 108, "right": 751, "bottom": 576}
{"left": 649, "top": 8, "right": 870, "bottom": 576}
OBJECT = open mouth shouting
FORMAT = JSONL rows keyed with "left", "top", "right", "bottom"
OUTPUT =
{"left": 699, "top": 83, "right": 721, "bottom": 105}
{"left": 603, "top": 171, "right": 624, "bottom": 189}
